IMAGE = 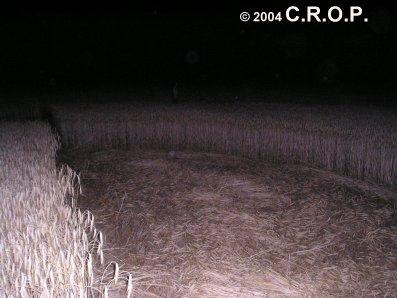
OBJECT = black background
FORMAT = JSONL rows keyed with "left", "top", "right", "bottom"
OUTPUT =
{"left": 0, "top": 2, "right": 396, "bottom": 104}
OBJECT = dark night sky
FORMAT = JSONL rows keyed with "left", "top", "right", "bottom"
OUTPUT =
{"left": 0, "top": 3, "right": 396, "bottom": 95}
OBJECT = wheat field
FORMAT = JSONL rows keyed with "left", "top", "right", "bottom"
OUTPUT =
{"left": 1, "top": 98, "right": 395, "bottom": 297}
{"left": 0, "top": 122, "right": 122, "bottom": 297}
{"left": 54, "top": 102, "right": 396, "bottom": 187}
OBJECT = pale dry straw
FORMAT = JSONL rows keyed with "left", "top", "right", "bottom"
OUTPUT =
{"left": 0, "top": 122, "right": 122, "bottom": 296}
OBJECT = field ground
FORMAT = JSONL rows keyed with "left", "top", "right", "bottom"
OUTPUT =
{"left": 63, "top": 148, "right": 397, "bottom": 297}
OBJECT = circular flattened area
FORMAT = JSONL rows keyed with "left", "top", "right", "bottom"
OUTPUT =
{"left": 64, "top": 150, "right": 396, "bottom": 297}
